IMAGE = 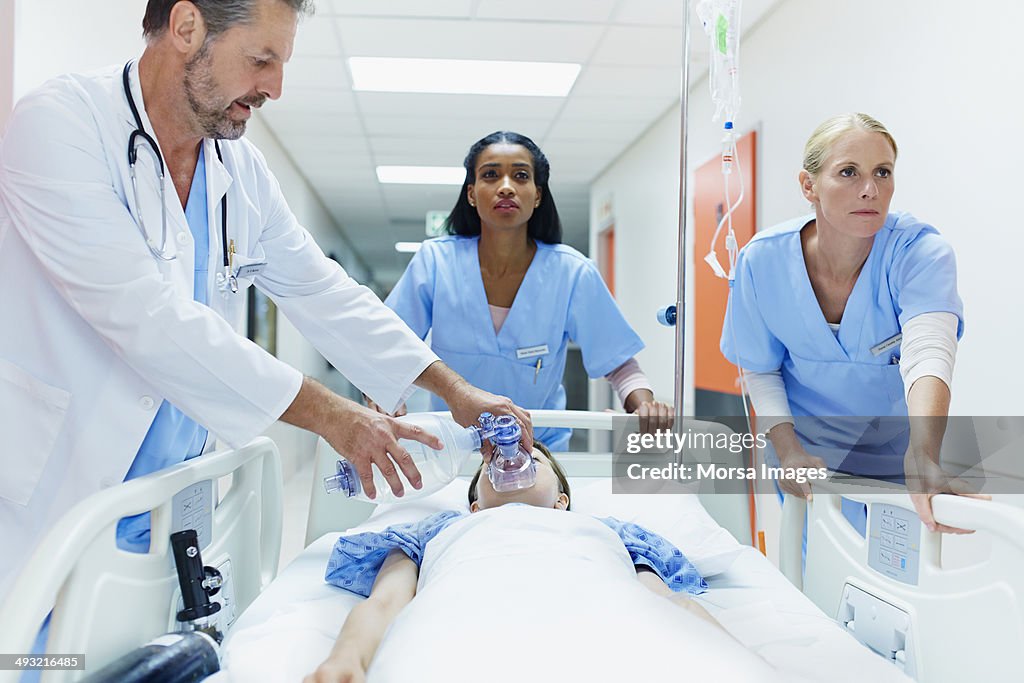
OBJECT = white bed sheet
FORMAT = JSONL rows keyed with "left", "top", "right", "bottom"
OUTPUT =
{"left": 210, "top": 534, "right": 911, "bottom": 683}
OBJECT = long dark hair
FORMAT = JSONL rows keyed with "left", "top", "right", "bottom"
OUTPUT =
{"left": 445, "top": 131, "right": 563, "bottom": 244}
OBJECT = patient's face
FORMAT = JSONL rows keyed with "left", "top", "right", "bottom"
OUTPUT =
{"left": 471, "top": 448, "right": 568, "bottom": 512}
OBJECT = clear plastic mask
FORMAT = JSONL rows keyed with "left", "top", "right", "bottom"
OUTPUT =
{"left": 487, "top": 444, "right": 537, "bottom": 492}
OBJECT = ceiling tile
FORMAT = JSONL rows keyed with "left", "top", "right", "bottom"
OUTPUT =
{"left": 591, "top": 25, "right": 683, "bottom": 66}
{"left": 556, "top": 95, "right": 674, "bottom": 122}
{"left": 336, "top": 18, "right": 603, "bottom": 63}
{"left": 355, "top": 92, "right": 565, "bottom": 120}
{"left": 545, "top": 117, "right": 650, "bottom": 142}
{"left": 271, "top": 87, "right": 357, "bottom": 114}
{"left": 292, "top": 15, "right": 341, "bottom": 58}
{"left": 570, "top": 65, "right": 681, "bottom": 98}
{"left": 281, "top": 56, "right": 350, "bottom": 89}
{"left": 361, "top": 115, "right": 553, "bottom": 141}
{"left": 324, "top": 0, "right": 473, "bottom": 19}
{"left": 259, "top": 110, "right": 363, "bottom": 138}
{"left": 610, "top": 0, "right": 685, "bottom": 27}
{"left": 475, "top": 0, "right": 617, "bottom": 23}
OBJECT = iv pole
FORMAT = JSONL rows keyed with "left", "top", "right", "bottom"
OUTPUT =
{"left": 673, "top": 4, "right": 692, "bottom": 414}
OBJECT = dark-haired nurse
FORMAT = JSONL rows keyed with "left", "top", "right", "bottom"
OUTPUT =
{"left": 382, "top": 131, "right": 671, "bottom": 449}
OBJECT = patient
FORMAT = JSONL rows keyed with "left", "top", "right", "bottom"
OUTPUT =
{"left": 305, "top": 445, "right": 772, "bottom": 683}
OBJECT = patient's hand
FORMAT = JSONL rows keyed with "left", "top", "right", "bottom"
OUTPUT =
{"left": 304, "top": 650, "right": 366, "bottom": 683}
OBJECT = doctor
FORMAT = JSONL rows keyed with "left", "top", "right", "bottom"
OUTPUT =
{"left": 383, "top": 131, "right": 671, "bottom": 451}
{"left": 721, "top": 113, "right": 987, "bottom": 534}
{"left": 0, "top": 0, "right": 532, "bottom": 606}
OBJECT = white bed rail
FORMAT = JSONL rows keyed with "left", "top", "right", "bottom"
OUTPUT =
{"left": 780, "top": 483, "right": 1024, "bottom": 682}
{"left": 305, "top": 410, "right": 753, "bottom": 547}
{"left": 0, "top": 438, "right": 282, "bottom": 683}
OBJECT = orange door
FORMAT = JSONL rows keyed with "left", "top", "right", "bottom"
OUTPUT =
{"left": 694, "top": 130, "right": 757, "bottom": 398}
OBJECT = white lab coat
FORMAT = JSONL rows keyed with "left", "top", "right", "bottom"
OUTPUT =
{"left": 0, "top": 62, "right": 438, "bottom": 601}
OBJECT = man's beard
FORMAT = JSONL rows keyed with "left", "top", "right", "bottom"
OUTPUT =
{"left": 183, "top": 42, "right": 265, "bottom": 140}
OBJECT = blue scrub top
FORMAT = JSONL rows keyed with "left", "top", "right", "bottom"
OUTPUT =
{"left": 386, "top": 236, "right": 644, "bottom": 450}
{"left": 116, "top": 146, "right": 211, "bottom": 552}
{"left": 720, "top": 212, "right": 963, "bottom": 474}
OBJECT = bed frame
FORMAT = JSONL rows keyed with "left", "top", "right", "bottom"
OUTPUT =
{"left": 0, "top": 438, "right": 282, "bottom": 683}
{"left": 780, "top": 482, "right": 1024, "bottom": 682}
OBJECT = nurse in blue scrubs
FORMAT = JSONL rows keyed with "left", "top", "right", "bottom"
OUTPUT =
{"left": 383, "top": 131, "right": 671, "bottom": 450}
{"left": 721, "top": 113, "right": 987, "bottom": 534}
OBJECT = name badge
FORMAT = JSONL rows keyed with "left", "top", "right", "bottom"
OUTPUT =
{"left": 870, "top": 333, "right": 902, "bottom": 356}
{"left": 234, "top": 261, "right": 267, "bottom": 279}
{"left": 516, "top": 344, "right": 549, "bottom": 360}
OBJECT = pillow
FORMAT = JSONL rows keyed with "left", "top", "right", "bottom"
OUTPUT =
{"left": 345, "top": 476, "right": 745, "bottom": 576}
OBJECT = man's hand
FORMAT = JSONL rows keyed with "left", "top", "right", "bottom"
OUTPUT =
{"left": 363, "top": 394, "right": 407, "bottom": 418}
{"left": 414, "top": 362, "right": 533, "bottom": 457}
{"left": 904, "top": 450, "right": 991, "bottom": 534}
{"left": 446, "top": 383, "right": 533, "bottom": 460}
{"left": 281, "top": 377, "right": 442, "bottom": 499}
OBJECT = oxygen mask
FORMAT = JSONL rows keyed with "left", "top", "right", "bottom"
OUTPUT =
{"left": 478, "top": 413, "right": 537, "bottom": 492}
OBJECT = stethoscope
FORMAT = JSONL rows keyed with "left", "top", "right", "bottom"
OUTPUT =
{"left": 122, "top": 61, "right": 237, "bottom": 293}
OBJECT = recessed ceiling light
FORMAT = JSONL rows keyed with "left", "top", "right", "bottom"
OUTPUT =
{"left": 376, "top": 166, "right": 465, "bottom": 185}
{"left": 395, "top": 241, "right": 423, "bottom": 253}
{"left": 350, "top": 57, "right": 581, "bottom": 97}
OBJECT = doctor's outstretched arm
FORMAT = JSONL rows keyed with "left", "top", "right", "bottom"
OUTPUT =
{"left": 281, "top": 365, "right": 533, "bottom": 498}
{"left": 281, "top": 377, "right": 441, "bottom": 499}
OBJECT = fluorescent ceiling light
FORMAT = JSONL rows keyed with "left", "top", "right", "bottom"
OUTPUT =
{"left": 377, "top": 166, "right": 465, "bottom": 185}
{"left": 350, "top": 57, "right": 581, "bottom": 97}
{"left": 395, "top": 241, "right": 423, "bottom": 253}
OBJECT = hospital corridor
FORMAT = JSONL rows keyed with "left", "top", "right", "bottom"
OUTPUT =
{"left": 1, "top": 0, "right": 1022, "bottom": 681}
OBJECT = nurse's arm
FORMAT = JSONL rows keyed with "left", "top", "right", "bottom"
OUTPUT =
{"left": 305, "top": 549, "right": 418, "bottom": 683}
{"left": 412, "top": 361, "right": 534, "bottom": 452}
{"left": 904, "top": 377, "right": 990, "bottom": 533}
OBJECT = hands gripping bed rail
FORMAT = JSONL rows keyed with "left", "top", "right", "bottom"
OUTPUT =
{"left": 780, "top": 483, "right": 1024, "bottom": 682}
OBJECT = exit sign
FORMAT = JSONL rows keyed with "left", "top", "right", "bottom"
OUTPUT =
{"left": 425, "top": 210, "right": 449, "bottom": 237}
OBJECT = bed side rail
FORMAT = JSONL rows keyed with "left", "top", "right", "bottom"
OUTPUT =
{"left": 781, "top": 484, "right": 1024, "bottom": 682}
{"left": 0, "top": 438, "right": 282, "bottom": 683}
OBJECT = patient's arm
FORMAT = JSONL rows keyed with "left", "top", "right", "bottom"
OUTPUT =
{"left": 305, "top": 549, "right": 418, "bottom": 683}
{"left": 634, "top": 566, "right": 724, "bottom": 631}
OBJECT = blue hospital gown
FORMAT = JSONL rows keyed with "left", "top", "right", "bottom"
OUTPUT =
{"left": 325, "top": 509, "right": 707, "bottom": 597}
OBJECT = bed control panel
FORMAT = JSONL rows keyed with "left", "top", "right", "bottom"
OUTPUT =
{"left": 172, "top": 479, "right": 214, "bottom": 550}
{"left": 867, "top": 504, "right": 920, "bottom": 585}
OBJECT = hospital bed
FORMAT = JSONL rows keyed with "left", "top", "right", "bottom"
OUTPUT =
{"left": 1, "top": 412, "right": 1020, "bottom": 682}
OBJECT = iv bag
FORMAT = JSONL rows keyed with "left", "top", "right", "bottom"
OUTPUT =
{"left": 696, "top": 0, "right": 742, "bottom": 123}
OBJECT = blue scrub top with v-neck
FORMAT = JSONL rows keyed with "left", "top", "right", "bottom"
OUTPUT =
{"left": 721, "top": 211, "right": 963, "bottom": 474}
{"left": 116, "top": 146, "right": 212, "bottom": 552}
{"left": 386, "top": 236, "right": 644, "bottom": 450}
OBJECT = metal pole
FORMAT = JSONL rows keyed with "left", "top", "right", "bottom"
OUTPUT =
{"left": 674, "top": 2, "right": 692, "bottom": 415}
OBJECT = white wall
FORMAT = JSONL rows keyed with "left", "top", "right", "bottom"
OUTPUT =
{"left": 590, "top": 108, "right": 686, "bottom": 410}
{"left": 245, "top": 115, "right": 372, "bottom": 476}
{"left": 12, "top": 0, "right": 146, "bottom": 102}
{"left": 594, "top": 0, "right": 1024, "bottom": 416}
